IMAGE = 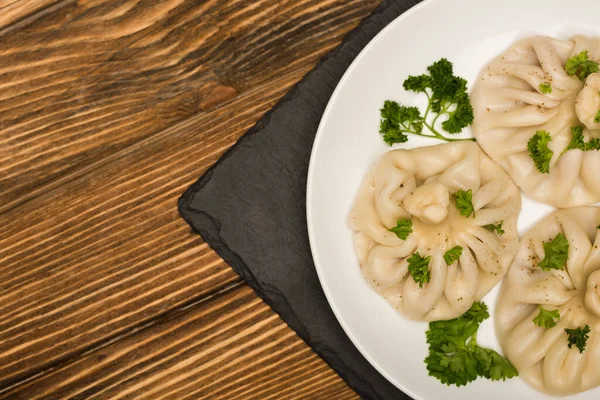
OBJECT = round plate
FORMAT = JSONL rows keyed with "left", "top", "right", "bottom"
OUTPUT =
{"left": 306, "top": 0, "right": 600, "bottom": 399}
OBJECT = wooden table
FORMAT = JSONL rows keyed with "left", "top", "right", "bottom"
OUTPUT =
{"left": 0, "top": 1, "right": 382, "bottom": 398}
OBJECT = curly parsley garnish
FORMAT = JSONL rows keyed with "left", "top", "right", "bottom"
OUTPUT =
{"left": 425, "top": 302, "right": 518, "bottom": 386}
{"left": 444, "top": 246, "right": 463, "bottom": 266}
{"left": 527, "top": 130, "right": 553, "bottom": 174}
{"left": 563, "top": 125, "right": 600, "bottom": 153}
{"left": 408, "top": 252, "right": 431, "bottom": 288}
{"left": 539, "top": 82, "right": 552, "bottom": 94}
{"left": 379, "top": 59, "right": 475, "bottom": 145}
{"left": 565, "top": 325, "right": 591, "bottom": 353}
{"left": 565, "top": 50, "right": 599, "bottom": 81}
{"left": 484, "top": 221, "right": 505, "bottom": 236}
{"left": 453, "top": 189, "right": 475, "bottom": 218}
{"left": 533, "top": 126, "right": 600, "bottom": 171}
{"left": 538, "top": 233, "right": 569, "bottom": 272}
{"left": 388, "top": 218, "right": 413, "bottom": 240}
{"left": 533, "top": 306, "right": 560, "bottom": 328}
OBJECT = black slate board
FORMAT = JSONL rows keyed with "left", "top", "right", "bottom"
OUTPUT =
{"left": 178, "top": 1, "right": 422, "bottom": 399}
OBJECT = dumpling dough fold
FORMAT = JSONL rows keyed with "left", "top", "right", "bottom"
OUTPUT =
{"left": 349, "top": 142, "right": 521, "bottom": 321}
{"left": 496, "top": 207, "right": 600, "bottom": 395}
{"left": 471, "top": 35, "right": 600, "bottom": 208}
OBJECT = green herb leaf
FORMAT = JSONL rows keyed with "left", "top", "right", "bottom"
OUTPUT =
{"left": 484, "top": 221, "right": 505, "bottom": 236}
{"left": 561, "top": 126, "right": 600, "bottom": 155}
{"left": 379, "top": 100, "right": 420, "bottom": 146}
{"left": 565, "top": 325, "right": 591, "bottom": 353}
{"left": 426, "top": 59, "right": 474, "bottom": 133}
{"left": 379, "top": 58, "right": 475, "bottom": 145}
{"left": 527, "top": 130, "right": 553, "bottom": 174}
{"left": 425, "top": 302, "right": 518, "bottom": 386}
{"left": 538, "top": 233, "right": 569, "bottom": 272}
{"left": 584, "top": 137, "right": 600, "bottom": 151}
{"left": 441, "top": 93, "right": 475, "bottom": 134}
{"left": 444, "top": 246, "right": 463, "bottom": 266}
{"left": 403, "top": 74, "right": 432, "bottom": 93}
{"left": 595, "top": 110, "right": 600, "bottom": 123}
{"left": 533, "top": 306, "right": 560, "bottom": 328}
{"left": 453, "top": 189, "right": 475, "bottom": 218}
{"left": 564, "top": 125, "right": 585, "bottom": 153}
{"left": 565, "top": 50, "right": 599, "bottom": 81}
{"left": 539, "top": 82, "right": 552, "bottom": 94}
{"left": 407, "top": 252, "right": 431, "bottom": 288}
{"left": 474, "top": 347, "right": 519, "bottom": 382}
{"left": 388, "top": 218, "right": 413, "bottom": 240}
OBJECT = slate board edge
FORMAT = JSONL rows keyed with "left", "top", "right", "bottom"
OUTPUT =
{"left": 178, "top": 1, "right": 416, "bottom": 398}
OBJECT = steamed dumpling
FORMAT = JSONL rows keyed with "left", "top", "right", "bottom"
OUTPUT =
{"left": 496, "top": 207, "right": 600, "bottom": 395}
{"left": 471, "top": 35, "right": 600, "bottom": 208}
{"left": 349, "top": 142, "right": 521, "bottom": 321}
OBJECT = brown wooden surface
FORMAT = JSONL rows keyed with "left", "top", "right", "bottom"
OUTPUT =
{"left": 4, "top": 285, "right": 358, "bottom": 400}
{"left": 0, "top": 0, "right": 380, "bottom": 398}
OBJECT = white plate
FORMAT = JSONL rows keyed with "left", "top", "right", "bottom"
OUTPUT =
{"left": 306, "top": 0, "right": 600, "bottom": 399}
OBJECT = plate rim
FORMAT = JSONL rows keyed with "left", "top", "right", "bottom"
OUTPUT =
{"left": 305, "top": 0, "right": 437, "bottom": 398}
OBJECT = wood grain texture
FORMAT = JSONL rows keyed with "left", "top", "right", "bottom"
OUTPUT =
{"left": 1, "top": 285, "right": 359, "bottom": 400}
{"left": 0, "top": 1, "right": 66, "bottom": 30}
{"left": 0, "top": 0, "right": 379, "bottom": 214}
{"left": 0, "top": 0, "right": 382, "bottom": 394}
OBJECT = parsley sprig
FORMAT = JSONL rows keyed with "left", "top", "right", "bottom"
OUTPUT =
{"left": 388, "top": 218, "right": 413, "bottom": 240}
{"left": 533, "top": 306, "right": 560, "bottom": 328}
{"left": 565, "top": 325, "right": 591, "bottom": 353}
{"left": 407, "top": 252, "right": 431, "bottom": 288}
{"left": 484, "top": 221, "right": 505, "bottom": 236}
{"left": 425, "top": 302, "right": 518, "bottom": 386}
{"left": 453, "top": 189, "right": 475, "bottom": 218}
{"left": 538, "top": 233, "right": 569, "bottom": 272}
{"left": 528, "top": 126, "right": 600, "bottom": 173}
{"left": 527, "top": 130, "right": 553, "bottom": 174}
{"left": 539, "top": 82, "right": 552, "bottom": 94}
{"left": 379, "top": 59, "right": 475, "bottom": 145}
{"left": 566, "top": 51, "right": 599, "bottom": 81}
{"left": 444, "top": 246, "right": 463, "bottom": 266}
{"left": 563, "top": 125, "right": 600, "bottom": 153}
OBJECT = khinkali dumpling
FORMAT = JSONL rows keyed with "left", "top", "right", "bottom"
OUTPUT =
{"left": 471, "top": 35, "right": 600, "bottom": 208}
{"left": 496, "top": 207, "right": 600, "bottom": 395}
{"left": 349, "top": 142, "right": 521, "bottom": 321}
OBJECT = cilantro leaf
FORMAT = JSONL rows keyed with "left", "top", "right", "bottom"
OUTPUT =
{"left": 453, "top": 189, "right": 475, "bottom": 218}
{"left": 533, "top": 306, "right": 560, "bottom": 328}
{"left": 408, "top": 252, "right": 431, "bottom": 288}
{"left": 538, "top": 233, "right": 569, "bottom": 272}
{"left": 539, "top": 82, "right": 552, "bottom": 94}
{"left": 388, "top": 218, "right": 413, "bottom": 240}
{"left": 527, "top": 130, "right": 553, "bottom": 174}
{"left": 565, "top": 50, "right": 599, "bottom": 81}
{"left": 595, "top": 110, "right": 600, "bottom": 124}
{"left": 444, "top": 246, "right": 463, "bottom": 266}
{"left": 425, "top": 302, "right": 518, "bottom": 387}
{"left": 565, "top": 325, "right": 591, "bottom": 353}
{"left": 485, "top": 221, "right": 505, "bottom": 236}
